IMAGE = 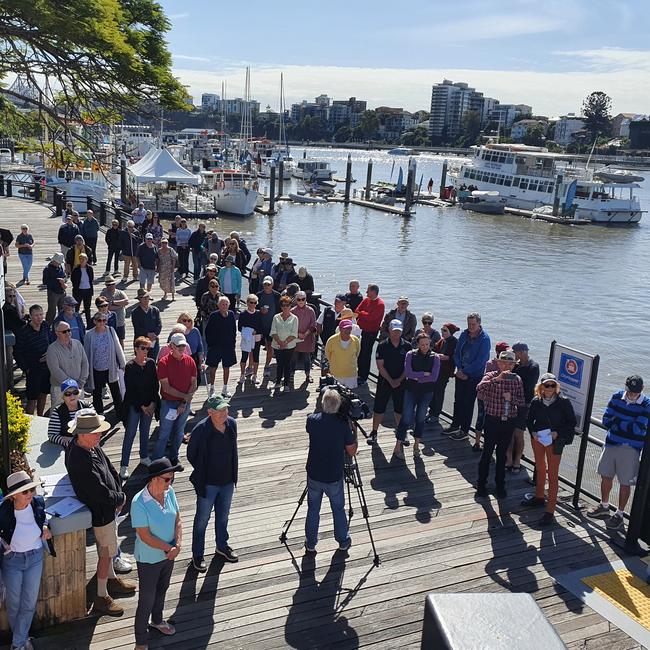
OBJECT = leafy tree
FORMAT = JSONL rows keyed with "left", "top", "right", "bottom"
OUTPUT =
{"left": 522, "top": 123, "right": 547, "bottom": 146}
{"left": 358, "top": 110, "right": 379, "bottom": 139}
{"left": 456, "top": 110, "right": 481, "bottom": 146}
{"left": 334, "top": 126, "right": 351, "bottom": 142}
{"left": 582, "top": 91, "right": 612, "bottom": 139}
{"left": 0, "top": 0, "right": 188, "bottom": 154}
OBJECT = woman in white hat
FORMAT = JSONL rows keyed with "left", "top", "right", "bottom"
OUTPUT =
{"left": 0, "top": 471, "right": 53, "bottom": 650}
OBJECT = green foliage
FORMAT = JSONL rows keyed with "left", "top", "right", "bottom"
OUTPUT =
{"left": 456, "top": 110, "right": 481, "bottom": 146}
{"left": 4, "top": 392, "right": 31, "bottom": 457}
{"left": 582, "top": 91, "right": 612, "bottom": 139}
{"left": 522, "top": 124, "right": 547, "bottom": 146}
{"left": 334, "top": 126, "right": 352, "bottom": 142}
{"left": 358, "top": 110, "right": 379, "bottom": 139}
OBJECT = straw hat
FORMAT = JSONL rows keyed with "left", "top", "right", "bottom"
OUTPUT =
{"left": 4, "top": 471, "right": 43, "bottom": 499}
{"left": 68, "top": 409, "right": 111, "bottom": 435}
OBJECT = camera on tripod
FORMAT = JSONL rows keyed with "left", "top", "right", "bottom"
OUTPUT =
{"left": 318, "top": 375, "right": 371, "bottom": 421}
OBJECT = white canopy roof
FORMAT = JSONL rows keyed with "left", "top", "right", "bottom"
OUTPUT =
{"left": 127, "top": 148, "right": 199, "bottom": 184}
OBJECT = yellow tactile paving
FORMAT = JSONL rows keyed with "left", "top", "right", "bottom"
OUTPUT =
{"left": 582, "top": 569, "right": 650, "bottom": 629}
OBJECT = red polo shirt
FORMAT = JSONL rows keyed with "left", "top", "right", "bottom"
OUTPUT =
{"left": 157, "top": 353, "right": 197, "bottom": 401}
{"left": 355, "top": 297, "right": 385, "bottom": 332}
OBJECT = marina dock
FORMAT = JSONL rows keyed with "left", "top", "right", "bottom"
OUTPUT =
{"left": 1, "top": 196, "right": 644, "bottom": 649}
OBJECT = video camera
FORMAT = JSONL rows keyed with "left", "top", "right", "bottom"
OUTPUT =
{"left": 318, "top": 375, "right": 371, "bottom": 422}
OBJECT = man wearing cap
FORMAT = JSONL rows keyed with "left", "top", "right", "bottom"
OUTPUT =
{"left": 52, "top": 295, "right": 86, "bottom": 343}
{"left": 447, "top": 312, "right": 491, "bottom": 439}
{"left": 195, "top": 264, "right": 218, "bottom": 308}
{"left": 47, "top": 320, "right": 89, "bottom": 407}
{"left": 218, "top": 255, "right": 242, "bottom": 312}
{"left": 507, "top": 342, "right": 540, "bottom": 473}
{"left": 136, "top": 233, "right": 158, "bottom": 292}
{"left": 42, "top": 252, "right": 68, "bottom": 323}
{"left": 187, "top": 394, "right": 239, "bottom": 569}
{"left": 65, "top": 409, "right": 137, "bottom": 614}
{"left": 100, "top": 276, "right": 129, "bottom": 348}
{"left": 587, "top": 375, "right": 650, "bottom": 531}
{"left": 188, "top": 223, "right": 208, "bottom": 281}
{"left": 119, "top": 220, "right": 141, "bottom": 282}
{"left": 325, "top": 319, "right": 361, "bottom": 389}
{"left": 475, "top": 350, "right": 525, "bottom": 498}
{"left": 316, "top": 294, "right": 347, "bottom": 376}
{"left": 205, "top": 296, "right": 237, "bottom": 397}
{"left": 131, "top": 289, "right": 162, "bottom": 359}
{"left": 379, "top": 297, "right": 417, "bottom": 343}
{"left": 354, "top": 284, "right": 385, "bottom": 385}
{"left": 154, "top": 333, "right": 197, "bottom": 464}
{"left": 369, "top": 319, "right": 410, "bottom": 444}
{"left": 57, "top": 214, "right": 79, "bottom": 256}
{"left": 257, "top": 276, "right": 281, "bottom": 377}
{"left": 15, "top": 305, "right": 50, "bottom": 415}
{"left": 48, "top": 378, "right": 91, "bottom": 446}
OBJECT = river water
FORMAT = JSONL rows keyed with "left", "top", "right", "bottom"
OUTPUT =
{"left": 201, "top": 146, "right": 650, "bottom": 418}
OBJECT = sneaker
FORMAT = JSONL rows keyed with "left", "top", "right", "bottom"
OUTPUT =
{"left": 304, "top": 544, "right": 317, "bottom": 554}
{"left": 450, "top": 430, "right": 469, "bottom": 441}
{"left": 208, "top": 385, "right": 215, "bottom": 398}
{"left": 496, "top": 487, "right": 508, "bottom": 499}
{"left": 586, "top": 503, "right": 611, "bottom": 519}
{"left": 140, "top": 457, "right": 152, "bottom": 467}
{"left": 192, "top": 556, "right": 207, "bottom": 572}
{"left": 367, "top": 431, "right": 378, "bottom": 445}
{"left": 475, "top": 487, "right": 488, "bottom": 498}
{"left": 92, "top": 595, "right": 124, "bottom": 616}
{"left": 216, "top": 546, "right": 239, "bottom": 563}
{"left": 538, "top": 512, "right": 555, "bottom": 526}
{"left": 221, "top": 385, "right": 230, "bottom": 397}
{"left": 606, "top": 512, "right": 625, "bottom": 531}
{"left": 251, "top": 374, "right": 259, "bottom": 384}
{"left": 338, "top": 538, "right": 352, "bottom": 552}
{"left": 442, "top": 426, "right": 459, "bottom": 436}
{"left": 472, "top": 442, "right": 481, "bottom": 452}
{"left": 521, "top": 495, "right": 546, "bottom": 507}
{"left": 119, "top": 466, "right": 129, "bottom": 480}
{"left": 113, "top": 556, "right": 132, "bottom": 574}
{"left": 238, "top": 376, "right": 245, "bottom": 385}
{"left": 149, "top": 620, "right": 176, "bottom": 636}
{"left": 102, "top": 386, "right": 109, "bottom": 399}
{"left": 107, "top": 577, "right": 137, "bottom": 594}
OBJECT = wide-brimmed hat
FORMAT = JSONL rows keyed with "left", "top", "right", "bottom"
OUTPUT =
{"left": 337, "top": 308, "right": 356, "bottom": 321}
{"left": 68, "top": 408, "right": 111, "bottom": 435}
{"left": 136, "top": 288, "right": 151, "bottom": 299}
{"left": 4, "top": 470, "right": 43, "bottom": 499}
{"left": 52, "top": 252, "right": 65, "bottom": 265}
{"left": 104, "top": 275, "right": 117, "bottom": 285}
{"left": 147, "top": 458, "right": 184, "bottom": 480}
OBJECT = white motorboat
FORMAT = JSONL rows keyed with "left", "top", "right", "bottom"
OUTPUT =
{"left": 460, "top": 190, "right": 506, "bottom": 215}
{"left": 45, "top": 166, "right": 114, "bottom": 211}
{"left": 288, "top": 192, "right": 327, "bottom": 204}
{"left": 203, "top": 168, "right": 260, "bottom": 216}
{"left": 593, "top": 169, "right": 645, "bottom": 184}
{"left": 451, "top": 143, "right": 645, "bottom": 224}
{"left": 292, "top": 159, "right": 335, "bottom": 181}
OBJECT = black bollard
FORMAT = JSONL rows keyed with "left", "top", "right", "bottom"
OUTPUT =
{"left": 269, "top": 163, "right": 276, "bottom": 214}
{"left": 278, "top": 160, "right": 284, "bottom": 198}
{"left": 0, "top": 175, "right": 4, "bottom": 196}
{"left": 438, "top": 160, "right": 448, "bottom": 199}
{"left": 552, "top": 173, "right": 563, "bottom": 216}
{"left": 404, "top": 158, "right": 416, "bottom": 215}
{"left": 5, "top": 179, "right": 11, "bottom": 198}
{"left": 55, "top": 191, "right": 63, "bottom": 217}
{"left": 34, "top": 181, "right": 41, "bottom": 202}
{"left": 120, "top": 157, "right": 127, "bottom": 204}
{"left": 99, "top": 201, "right": 107, "bottom": 227}
{"left": 344, "top": 154, "right": 352, "bottom": 203}
{"left": 365, "top": 158, "right": 373, "bottom": 201}
{"left": 86, "top": 195, "right": 93, "bottom": 211}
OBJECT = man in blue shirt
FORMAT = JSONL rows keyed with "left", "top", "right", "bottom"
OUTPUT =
{"left": 446, "top": 312, "right": 491, "bottom": 441}
{"left": 587, "top": 375, "right": 650, "bottom": 532}
{"left": 305, "top": 388, "right": 358, "bottom": 553}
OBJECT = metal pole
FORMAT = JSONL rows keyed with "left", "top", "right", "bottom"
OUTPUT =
{"left": 5, "top": 180, "right": 11, "bottom": 198}
{"left": 0, "top": 280, "right": 10, "bottom": 488}
{"left": 439, "top": 160, "right": 448, "bottom": 199}
{"left": 344, "top": 154, "right": 352, "bottom": 203}
{"left": 365, "top": 159, "right": 373, "bottom": 200}
{"left": 404, "top": 158, "right": 416, "bottom": 214}
{"left": 552, "top": 174, "right": 563, "bottom": 216}
{"left": 0, "top": 175, "right": 4, "bottom": 197}
{"left": 120, "top": 157, "right": 127, "bottom": 204}
{"left": 278, "top": 160, "right": 284, "bottom": 198}
{"left": 86, "top": 195, "right": 92, "bottom": 211}
{"left": 269, "top": 163, "right": 276, "bottom": 214}
{"left": 625, "top": 434, "right": 650, "bottom": 553}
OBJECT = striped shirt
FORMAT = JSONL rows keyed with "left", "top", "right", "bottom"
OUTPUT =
{"left": 47, "top": 400, "right": 91, "bottom": 446}
{"left": 603, "top": 390, "right": 650, "bottom": 450}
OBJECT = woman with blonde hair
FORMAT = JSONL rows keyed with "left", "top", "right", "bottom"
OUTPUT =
{"left": 522, "top": 372, "right": 577, "bottom": 526}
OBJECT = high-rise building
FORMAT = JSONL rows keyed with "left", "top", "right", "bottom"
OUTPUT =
{"left": 201, "top": 93, "right": 220, "bottom": 112}
{"left": 428, "top": 80, "right": 480, "bottom": 142}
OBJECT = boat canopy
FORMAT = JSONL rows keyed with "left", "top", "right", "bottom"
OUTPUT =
{"left": 127, "top": 148, "right": 199, "bottom": 184}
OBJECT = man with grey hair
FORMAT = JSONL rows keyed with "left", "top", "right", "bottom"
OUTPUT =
{"left": 304, "top": 388, "right": 358, "bottom": 553}
{"left": 47, "top": 319, "right": 89, "bottom": 406}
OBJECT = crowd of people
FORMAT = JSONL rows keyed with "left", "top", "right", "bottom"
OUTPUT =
{"left": 1, "top": 205, "right": 649, "bottom": 650}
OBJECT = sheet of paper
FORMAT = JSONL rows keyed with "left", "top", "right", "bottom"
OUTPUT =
{"left": 537, "top": 428, "right": 553, "bottom": 447}
{"left": 42, "top": 483, "right": 77, "bottom": 498}
{"left": 165, "top": 408, "right": 178, "bottom": 421}
{"left": 47, "top": 496, "right": 85, "bottom": 518}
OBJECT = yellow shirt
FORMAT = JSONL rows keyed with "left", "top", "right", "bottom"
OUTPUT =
{"left": 325, "top": 333, "right": 360, "bottom": 379}
{"left": 74, "top": 247, "right": 82, "bottom": 269}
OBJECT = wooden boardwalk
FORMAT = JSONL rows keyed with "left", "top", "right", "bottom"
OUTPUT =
{"left": 0, "top": 197, "right": 641, "bottom": 649}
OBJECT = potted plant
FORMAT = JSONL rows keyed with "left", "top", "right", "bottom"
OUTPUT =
{"left": 1, "top": 391, "right": 31, "bottom": 475}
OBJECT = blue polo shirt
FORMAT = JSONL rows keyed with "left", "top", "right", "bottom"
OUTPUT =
{"left": 131, "top": 486, "right": 179, "bottom": 564}
{"left": 306, "top": 412, "right": 355, "bottom": 483}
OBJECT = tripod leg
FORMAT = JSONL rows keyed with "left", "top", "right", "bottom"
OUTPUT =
{"left": 346, "top": 476, "right": 354, "bottom": 520}
{"left": 279, "top": 485, "right": 308, "bottom": 543}
{"left": 351, "top": 464, "right": 381, "bottom": 566}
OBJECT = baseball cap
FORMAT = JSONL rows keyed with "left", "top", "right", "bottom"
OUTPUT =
{"left": 334, "top": 293, "right": 347, "bottom": 303}
{"left": 389, "top": 319, "right": 404, "bottom": 331}
{"left": 145, "top": 233, "right": 154, "bottom": 240}
{"left": 262, "top": 276, "right": 274, "bottom": 285}
{"left": 512, "top": 341, "right": 529, "bottom": 352}
{"left": 170, "top": 333, "right": 187, "bottom": 347}
{"left": 495, "top": 341, "right": 509, "bottom": 354}
{"left": 339, "top": 319, "right": 353, "bottom": 330}
{"left": 63, "top": 296, "right": 78, "bottom": 306}
{"left": 60, "top": 378, "right": 80, "bottom": 393}
{"left": 498, "top": 350, "right": 516, "bottom": 362}
{"left": 206, "top": 394, "right": 229, "bottom": 411}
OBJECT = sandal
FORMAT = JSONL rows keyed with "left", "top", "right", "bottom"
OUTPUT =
{"left": 149, "top": 620, "right": 176, "bottom": 636}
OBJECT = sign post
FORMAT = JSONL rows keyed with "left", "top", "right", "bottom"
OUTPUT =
{"left": 548, "top": 341, "right": 599, "bottom": 508}
{"left": 0, "top": 259, "right": 10, "bottom": 489}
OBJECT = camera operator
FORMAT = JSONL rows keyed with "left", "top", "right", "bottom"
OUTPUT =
{"left": 305, "top": 388, "right": 358, "bottom": 553}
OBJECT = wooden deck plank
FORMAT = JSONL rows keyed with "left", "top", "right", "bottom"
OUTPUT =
{"left": 0, "top": 196, "right": 639, "bottom": 649}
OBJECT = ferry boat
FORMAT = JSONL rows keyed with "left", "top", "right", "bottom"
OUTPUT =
{"left": 202, "top": 168, "right": 260, "bottom": 216}
{"left": 44, "top": 166, "right": 114, "bottom": 211}
{"left": 451, "top": 144, "right": 644, "bottom": 224}
{"left": 292, "top": 159, "right": 335, "bottom": 181}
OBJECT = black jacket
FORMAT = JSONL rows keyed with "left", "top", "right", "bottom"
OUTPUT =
{"left": 57, "top": 223, "right": 79, "bottom": 248}
{"left": 105, "top": 226, "right": 122, "bottom": 251}
{"left": 527, "top": 395, "right": 577, "bottom": 446}
{"left": 0, "top": 495, "right": 46, "bottom": 547}
{"left": 65, "top": 441, "right": 124, "bottom": 527}
{"left": 71, "top": 263, "right": 95, "bottom": 292}
{"left": 187, "top": 416, "right": 238, "bottom": 498}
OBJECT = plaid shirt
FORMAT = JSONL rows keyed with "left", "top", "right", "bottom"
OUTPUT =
{"left": 477, "top": 371, "right": 525, "bottom": 419}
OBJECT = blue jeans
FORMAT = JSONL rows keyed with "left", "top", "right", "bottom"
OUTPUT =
{"left": 305, "top": 477, "right": 350, "bottom": 549}
{"left": 191, "top": 250, "right": 204, "bottom": 279}
{"left": 18, "top": 253, "right": 33, "bottom": 280}
{"left": 152, "top": 400, "right": 191, "bottom": 464}
{"left": 192, "top": 483, "right": 235, "bottom": 557}
{"left": 121, "top": 405, "right": 153, "bottom": 467}
{"left": 396, "top": 390, "right": 431, "bottom": 441}
{"left": 2, "top": 548, "right": 44, "bottom": 648}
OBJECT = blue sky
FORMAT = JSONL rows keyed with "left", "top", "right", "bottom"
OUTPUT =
{"left": 160, "top": 0, "right": 650, "bottom": 115}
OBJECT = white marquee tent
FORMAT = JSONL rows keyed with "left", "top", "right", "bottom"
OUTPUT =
{"left": 127, "top": 148, "right": 199, "bottom": 184}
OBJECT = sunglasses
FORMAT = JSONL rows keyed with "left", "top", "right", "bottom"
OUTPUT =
{"left": 59, "top": 329, "right": 72, "bottom": 334}
{"left": 137, "top": 345, "right": 150, "bottom": 351}
{"left": 181, "top": 318, "right": 193, "bottom": 323}
{"left": 95, "top": 318, "right": 108, "bottom": 323}
{"left": 160, "top": 476, "right": 174, "bottom": 484}
{"left": 296, "top": 298, "right": 306, "bottom": 302}
{"left": 422, "top": 320, "right": 433, "bottom": 324}
{"left": 22, "top": 487, "right": 36, "bottom": 495}
{"left": 247, "top": 300, "right": 257, "bottom": 304}
{"left": 543, "top": 383, "right": 557, "bottom": 388}
{"left": 63, "top": 390, "right": 80, "bottom": 397}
